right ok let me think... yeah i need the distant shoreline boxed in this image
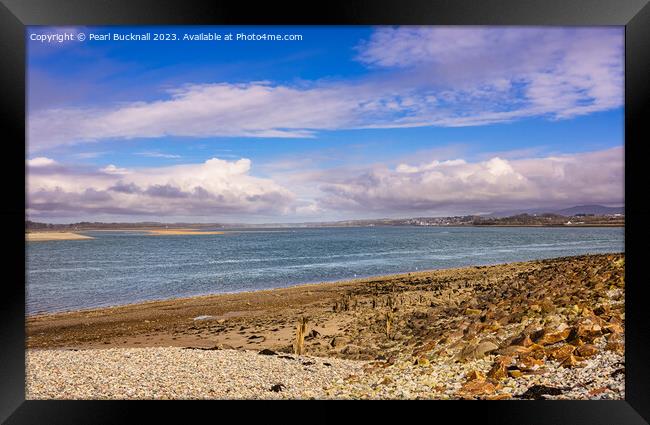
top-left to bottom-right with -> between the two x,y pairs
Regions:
25,223 -> 624,235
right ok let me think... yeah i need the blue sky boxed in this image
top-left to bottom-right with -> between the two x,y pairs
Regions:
26,26 -> 624,223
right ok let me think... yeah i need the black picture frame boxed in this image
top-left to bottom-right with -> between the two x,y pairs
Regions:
1,0 -> 648,423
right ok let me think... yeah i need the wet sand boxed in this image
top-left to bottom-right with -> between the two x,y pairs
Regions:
26,232 -> 94,241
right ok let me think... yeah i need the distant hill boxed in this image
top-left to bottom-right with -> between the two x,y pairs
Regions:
489,204 -> 624,218
554,205 -> 624,216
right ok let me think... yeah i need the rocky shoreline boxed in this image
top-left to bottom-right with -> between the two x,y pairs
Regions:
26,253 -> 625,399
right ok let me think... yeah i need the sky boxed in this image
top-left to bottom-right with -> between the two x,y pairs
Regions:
26,26 -> 625,223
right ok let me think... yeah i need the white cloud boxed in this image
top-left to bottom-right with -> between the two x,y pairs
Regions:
101,164 -> 130,175
27,157 -> 296,219
27,157 -> 57,167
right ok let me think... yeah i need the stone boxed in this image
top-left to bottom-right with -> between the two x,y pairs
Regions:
330,336 -> 351,348
270,383 -> 285,392
545,344 -> 576,361
519,385 -> 565,400
533,327 -> 571,346
508,369 -> 523,378
456,340 -> 498,361
560,354 -> 580,368
517,354 -> 545,370
605,340 -> 625,354
486,393 -> 511,400
603,323 -> 624,334
306,329 -> 321,340
340,344 -> 363,355
511,334 -> 534,347
497,345 -> 532,356
466,370 -> 486,382
459,380 -> 496,398
576,344 -> 599,358
487,356 -> 511,381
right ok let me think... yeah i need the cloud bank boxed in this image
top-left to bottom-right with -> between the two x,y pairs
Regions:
317,147 -> 624,214
27,147 -> 623,221
27,157 -> 295,219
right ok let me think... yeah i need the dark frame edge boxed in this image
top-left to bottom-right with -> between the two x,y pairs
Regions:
0,0 -> 26,424
625,1 -> 650,423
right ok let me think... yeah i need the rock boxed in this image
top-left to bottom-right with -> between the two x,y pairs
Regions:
270,383 -> 285,392
456,340 -> 498,361
560,354 -> 580,368
533,327 -> 571,346
511,334 -> 534,347
545,344 -> 575,361
458,380 -> 496,398
330,336 -> 351,348
603,323 -> 624,334
519,385 -> 565,400
508,369 -> 523,378
306,329 -> 321,340
465,308 -> 482,315
576,344 -> 598,358
486,394 -> 511,400
605,340 -> 625,354
571,318 -> 603,342
465,370 -> 486,382
416,356 -> 430,367
258,349 -> 277,356
517,354 -> 545,370
340,344 -> 363,355
487,356 -> 512,381
496,345 -> 532,356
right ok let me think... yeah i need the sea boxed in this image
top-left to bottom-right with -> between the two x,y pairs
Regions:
26,226 -> 624,315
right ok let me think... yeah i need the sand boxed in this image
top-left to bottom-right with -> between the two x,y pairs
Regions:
26,232 -> 94,241
145,229 -> 225,235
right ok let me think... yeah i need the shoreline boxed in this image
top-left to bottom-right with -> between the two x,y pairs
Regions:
26,252 -> 625,399
26,252 -> 623,319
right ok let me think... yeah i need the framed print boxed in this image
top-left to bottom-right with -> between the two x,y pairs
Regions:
1,0 -> 649,423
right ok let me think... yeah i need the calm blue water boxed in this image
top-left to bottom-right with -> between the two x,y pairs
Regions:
26,226 -> 624,315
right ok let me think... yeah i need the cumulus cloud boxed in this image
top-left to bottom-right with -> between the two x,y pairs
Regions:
28,27 -> 623,151
316,147 -> 624,214
27,157 -> 295,219
101,164 -> 130,175
27,157 -> 57,167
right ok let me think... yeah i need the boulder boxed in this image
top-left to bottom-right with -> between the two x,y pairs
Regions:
465,370 -> 486,382
545,344 -> 575,361
576,344 -> 599,358
458,380 -> 497,398
533,327 -> 571,346
487,356 -> 512,381
456,340 -> 498,361
330,336 -> 351,348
